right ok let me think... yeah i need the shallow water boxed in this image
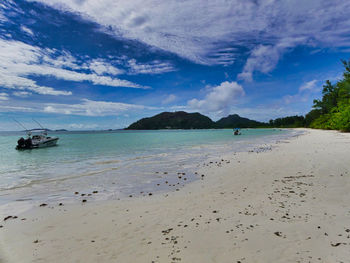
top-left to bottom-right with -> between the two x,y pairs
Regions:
0,129 -> 300,213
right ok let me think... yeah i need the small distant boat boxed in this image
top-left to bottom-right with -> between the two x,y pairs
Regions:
233,128 -> 241,136
16,129 -> 59,150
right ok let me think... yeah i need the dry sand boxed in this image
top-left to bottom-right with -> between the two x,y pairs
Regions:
1,129 -> 350,263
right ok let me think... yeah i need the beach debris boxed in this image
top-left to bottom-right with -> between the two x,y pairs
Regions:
74,192 -> 79,195
149,193 -> 153,196
33,239 -> 39,243
331,242 -> 342,247
0,225 -> 3,228
162,228 -> 173,235
274,231 -> 282,237
82,199 -> 87,203
59,203 -> 63,206
92,191 -> 98,194
4,216 -> 17,221
39,203 -> 47,207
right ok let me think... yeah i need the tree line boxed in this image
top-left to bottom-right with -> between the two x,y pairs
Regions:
269,60 -> 350,132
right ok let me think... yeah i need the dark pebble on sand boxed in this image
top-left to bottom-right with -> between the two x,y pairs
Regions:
74,192 -> 79,194
274,231 -> 282,237
82,199 -> 87,203
4,216 -> 13,221
149,193 -> 153,196
39,203 -> 47,207
92,191 -> 98,194
59,203 -> 63,206
331,242 -> 341,247
33,240 -> 39,243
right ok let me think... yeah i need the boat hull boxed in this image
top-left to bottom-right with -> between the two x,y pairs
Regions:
35,137 -> 59,148
16,137 -> 59,150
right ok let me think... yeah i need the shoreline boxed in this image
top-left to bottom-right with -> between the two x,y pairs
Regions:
1,128 -> 350,262
0,128 -> 297,216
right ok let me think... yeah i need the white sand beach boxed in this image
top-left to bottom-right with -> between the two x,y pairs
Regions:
1,129 -> 350,263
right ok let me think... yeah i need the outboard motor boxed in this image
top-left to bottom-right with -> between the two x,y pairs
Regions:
16,137 -> 26,149
24,138 -> 32,149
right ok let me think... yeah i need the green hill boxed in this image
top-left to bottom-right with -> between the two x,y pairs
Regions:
126,111 -> 215,129
126,111 -> 266,130
216,114 -> 267,128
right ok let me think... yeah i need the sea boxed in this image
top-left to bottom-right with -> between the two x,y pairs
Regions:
0,129 -> 301,214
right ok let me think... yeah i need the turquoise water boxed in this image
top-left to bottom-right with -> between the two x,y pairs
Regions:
0,129 -> 297,213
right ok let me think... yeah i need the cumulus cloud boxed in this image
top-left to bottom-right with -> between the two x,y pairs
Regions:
188,81 -> 245,115
43,99 -> 157,116
33,0 -> 350,70
162,94 -> 177,104
0,38 -> 147,96
238,37 -> 306,81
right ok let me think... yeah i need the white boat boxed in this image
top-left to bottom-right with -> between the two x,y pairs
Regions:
16,129 -> 59,150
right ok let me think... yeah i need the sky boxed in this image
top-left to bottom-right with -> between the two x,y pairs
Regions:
0,0 -> 350,130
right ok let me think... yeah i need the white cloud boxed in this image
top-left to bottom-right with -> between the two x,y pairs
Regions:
162,94 -> 177,104
0,39 -> 147,96
12,91 -> 32,97
0,92 -> 9,100
43,99 -> 157,116
88,59 -> 124,75
20,26 -> 34,36
33,0 -> 350,68
238,37 -> 306,81
127,59 -> 175,75
283,80 -> 320,105
188,81 -> 244,115
68,123 -> 99,130
299,80 -> 318,92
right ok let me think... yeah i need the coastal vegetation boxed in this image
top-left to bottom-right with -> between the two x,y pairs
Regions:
269,60 -> 350,131
307,60 -> 350,132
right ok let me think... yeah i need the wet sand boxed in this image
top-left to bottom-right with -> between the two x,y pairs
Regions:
1,129 -> 350,263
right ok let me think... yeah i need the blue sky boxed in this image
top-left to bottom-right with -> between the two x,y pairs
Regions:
0,0 -> 350,130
